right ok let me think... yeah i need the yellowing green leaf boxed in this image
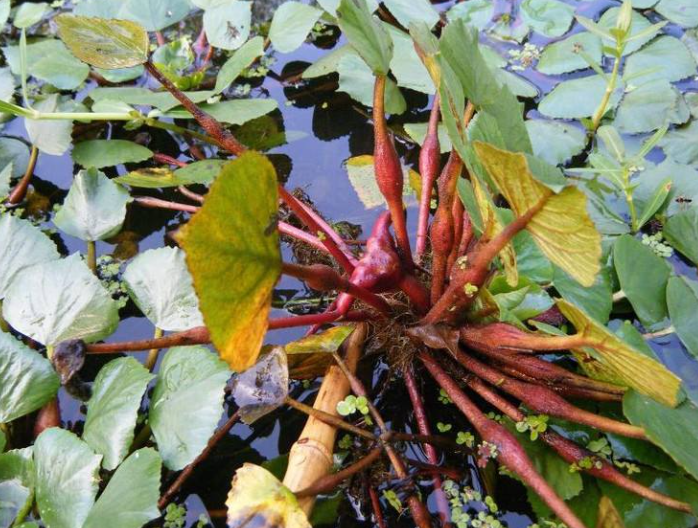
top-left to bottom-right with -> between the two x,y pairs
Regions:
474,142 -> 601,287
596,497 -> 626,528
556,299 -> 682,407
56,15 -> 148,69
177,152 -> 281,372
226,463 -> 310,528
285,325 -> 355,355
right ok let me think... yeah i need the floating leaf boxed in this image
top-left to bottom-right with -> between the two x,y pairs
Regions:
446,0 -> 494,30
0,447 -> 34,528
269,2 -> 322,54
404,121 -> 452,153
614,80 -> 688,135
72,140 -> 153,169
203,0 -> 251,51
231,347 -> 289,424
383,0 -> 439,29
115,160 -> 226,189
539,75 -> 624,119
345,154 -> 418,209
25,95 -> 73,156
613,234 -> 671,330
525,119 -> 586,166
553,265 -> 612,324
34,428 -> 101,528
664,207 -> 698,265
123,247 -> 203,332
557,299 -> 682,407
623,390 -> 698,481
82,358 -> 154,470
54,168 -> 131,242
474,142 -> 601,287
667,276 -> 698,359
537,32 -> 602,75
385,24 -> 434,94
623,36 -> 696,86
0,214 -> 59,299
655,0 -> 698,28
3,39 -> 89,90
214,36 -> 265,93
76,0 -> 192,31
83,449 -> 161,528
177,152 -> 281,372
0,331 -> 59,423
55,15 -> 148,70
2,253 -> 120,346
336,0 -> 392,76
598,8 -> 657,56
226,463 -> 311,528
0,163 -> 11,198
520,0 -> 574,37
13,2 -> 49,28
659,120 -> 698,165
150,346 -> 231,470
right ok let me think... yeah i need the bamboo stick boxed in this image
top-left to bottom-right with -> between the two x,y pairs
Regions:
282,323 -> 368,514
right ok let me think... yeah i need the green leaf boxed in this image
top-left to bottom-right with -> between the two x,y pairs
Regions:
269,2 -> 322,54
623,36 -> 696,86
614,80 -> 689,135
0,214 -> 59,299
115,160 -> 227,189
24,95 -> 73,156
150,346 -> 230,470
177,153 -> 280,371
203,0 -> 251,51
116,0 -> 191,31
623,390 -> 698,481
302,45 -> 354,79
162,98 -> 278,125
226,464 -> 311,528
404,122 -> 452,154
0,139 -> 29,179
88,86 -> 215,112
520,0 -> 574,38
613,234 -> 671,330
95,65 -> 144,83
0,447 -> 34,528
83,448 -> 161,528
55,15 -> 148,70
3,39 -> 90,90
336,0 -> 392,76
34,428 -> 101,528
446,0 -> 494,30
383,0 -> 439,29
558,299 -> 682,407
54,168 -> 131,242
637,177 -> 672,228
72,140 -> 153,169
2,253 -> 120,346
385,24 -> 434,94
659,120 -> 698,165
537,32 -> 603,75
525,119 -> 586,166
664,207 -> 698,265
214,36 -> 265,93
474,142 -> 601,286
634,159 -> 698,218
598,7 -> 656,56
667,276 -> 698,359
82,358 -> 154,470
553,265 -> 612,324
539,75 -> 624,119
655,0 -> 698,28
123,247 -> 204,332
0,331 -> 59,423
337,53 -> 406,114
13,2 -> 48,29
0,164 -> 11,199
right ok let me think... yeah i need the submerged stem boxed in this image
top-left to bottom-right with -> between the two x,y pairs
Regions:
86,240 -> 97,275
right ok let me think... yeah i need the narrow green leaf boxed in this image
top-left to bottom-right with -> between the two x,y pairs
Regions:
72,140 -> 153,169
637,177 -> 672,228
664,207 -> 698,265
336,0 -> 392,76
269,2 -> 322,54
214,36 -> 265,93
667,276 -> 698,359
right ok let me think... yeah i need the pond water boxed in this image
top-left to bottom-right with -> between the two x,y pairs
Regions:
9,0 -> 698,526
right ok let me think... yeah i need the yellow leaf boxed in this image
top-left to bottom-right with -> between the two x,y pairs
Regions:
596,497 -> 626,528
473,141 -> 601,287
470,174 -> 518,286
226,463 -> 311,528
177,152 -> 281,372
557,299 -> 682,407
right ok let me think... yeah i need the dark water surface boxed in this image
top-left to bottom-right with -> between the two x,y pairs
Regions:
15,0 -> 698,526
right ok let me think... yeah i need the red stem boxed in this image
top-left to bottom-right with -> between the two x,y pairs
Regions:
133,196 -> 200,214
86,326 -> 211,354
404,368 -> 452,528
373,75 -> 413,267
367,480 -> 388,528
7,145 -> 39,205
267,310 -> 370,330
278,222 -> 331,255
279,186 -> 356,274
153,152 -> 188,168
419,352 -> 587,528
416,97 -> 441,261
